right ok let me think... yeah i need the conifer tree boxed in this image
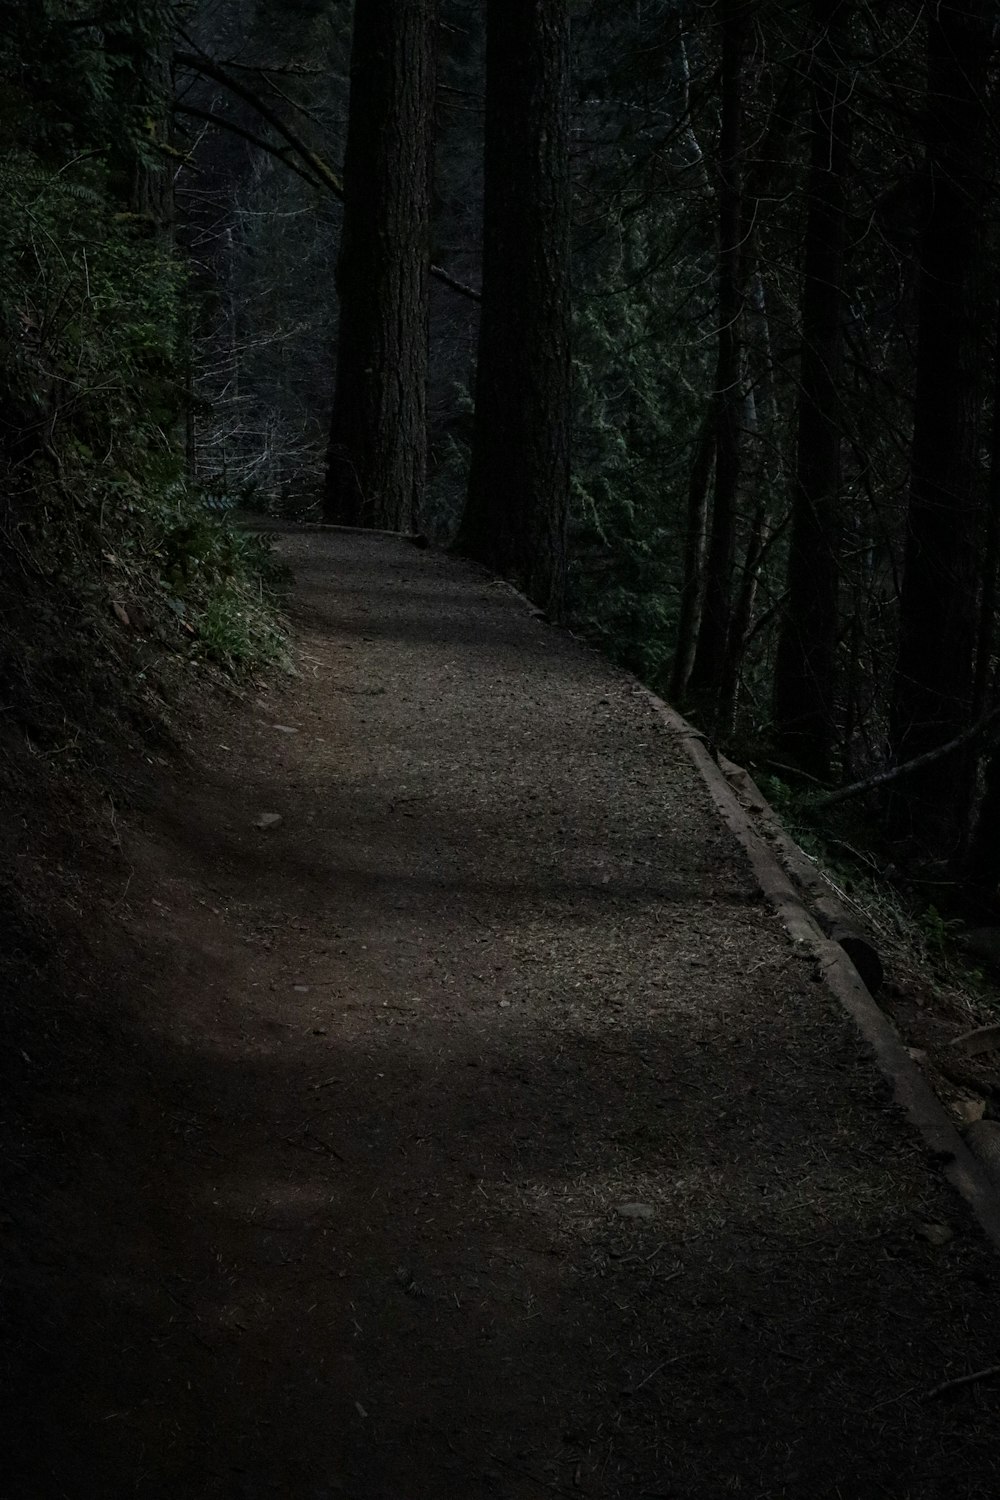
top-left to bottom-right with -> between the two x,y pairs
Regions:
324,0 -> 438,531
454,0 -> 571,616
772,0 -> 852,777
889,0 -> 991,855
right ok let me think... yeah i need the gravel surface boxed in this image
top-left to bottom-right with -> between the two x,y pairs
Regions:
5,530 -> 1000,1499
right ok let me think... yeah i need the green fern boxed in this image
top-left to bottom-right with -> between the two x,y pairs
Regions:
0,153 -> 102,208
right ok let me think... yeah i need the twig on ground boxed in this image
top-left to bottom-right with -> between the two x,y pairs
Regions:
867,1385 -> 918,1413
281,1124 -> 346,1161
922,1364 -> 1000,1402
625,1352 -> 688,1396
487,1452 -> 576,1497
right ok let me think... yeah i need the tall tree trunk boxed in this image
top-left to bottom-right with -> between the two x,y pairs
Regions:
687,0 -> 747,715
718,495 -> 769,737
965,307 -> 1000,893
772,0 -> 852,778
128,47 -> 174,233
453,0 -> 571,617
972,304 -> 1000,725
670,409 -> 715,702
888,0 -> 989,856
324,0 -> 437,531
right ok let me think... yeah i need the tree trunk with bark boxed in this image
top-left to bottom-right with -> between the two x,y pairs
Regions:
888,0 -> 989,856
670,409 -> 715,702
324,0 -> 438,531
687,0 -> 747,715
772,0 -> 852,778
965,308 -> 1000,893
453,0 -> 571,617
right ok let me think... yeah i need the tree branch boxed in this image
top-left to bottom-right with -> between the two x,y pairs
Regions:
213,57 -> 327,78
172,103 -> 327,192
812,703 -> 1000,810
174,50 -> 482,304
428,262 -> 483,303
175,50 -> 344,192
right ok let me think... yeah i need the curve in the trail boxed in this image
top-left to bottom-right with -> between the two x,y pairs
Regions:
6,529 -> 1000,1500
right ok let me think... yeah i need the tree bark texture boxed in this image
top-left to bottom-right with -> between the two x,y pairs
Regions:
973,305 -> 1000,723
454,0 -> 571,617
324,0 -> 437,531
688,0 -> 747,715
670,408 -> 715,702
966,308 -> 1000,892
719,494 -> 769,737
772,0 -> 852,778
888,0 -> 989,853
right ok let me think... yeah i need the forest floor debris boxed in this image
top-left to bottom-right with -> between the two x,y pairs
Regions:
5,532 -> 1000,1498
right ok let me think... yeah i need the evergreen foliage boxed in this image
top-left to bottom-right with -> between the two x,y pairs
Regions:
0,0 -> 286,737
4,0 -> 1000,893
569,224 -> 702,688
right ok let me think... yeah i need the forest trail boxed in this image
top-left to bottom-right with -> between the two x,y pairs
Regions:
8,530 -> 1000,1499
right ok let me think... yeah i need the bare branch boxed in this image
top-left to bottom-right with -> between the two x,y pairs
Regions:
213,57 -> 327,78
175,50 -> 345,194
174,49 -> 482,304
429,262 -> 482,303
812,703 -> 1000,811
172,104 -> 327,193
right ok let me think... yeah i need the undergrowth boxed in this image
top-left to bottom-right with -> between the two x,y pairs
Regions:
0,141 -> 288,774
760,772 -> 999,1018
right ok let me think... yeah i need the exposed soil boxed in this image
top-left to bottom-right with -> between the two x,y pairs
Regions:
5,530 -> 1000,1499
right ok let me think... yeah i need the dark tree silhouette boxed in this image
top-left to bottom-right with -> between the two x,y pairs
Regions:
687,0 -> 749,716
889,0 -> 990,855
454,0 -> 571,616
772,0 -> 852,778
324,0 -> 438,530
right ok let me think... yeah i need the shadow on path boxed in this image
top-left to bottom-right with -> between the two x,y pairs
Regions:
5,532 -> 1000,1499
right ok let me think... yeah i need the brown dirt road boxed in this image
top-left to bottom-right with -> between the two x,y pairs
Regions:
4,531 -> 1000,1499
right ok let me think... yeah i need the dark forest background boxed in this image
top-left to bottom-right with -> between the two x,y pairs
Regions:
2,0 -> 1000,911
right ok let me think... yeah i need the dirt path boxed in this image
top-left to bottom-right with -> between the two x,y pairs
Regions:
6,531 -> 1000,1499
